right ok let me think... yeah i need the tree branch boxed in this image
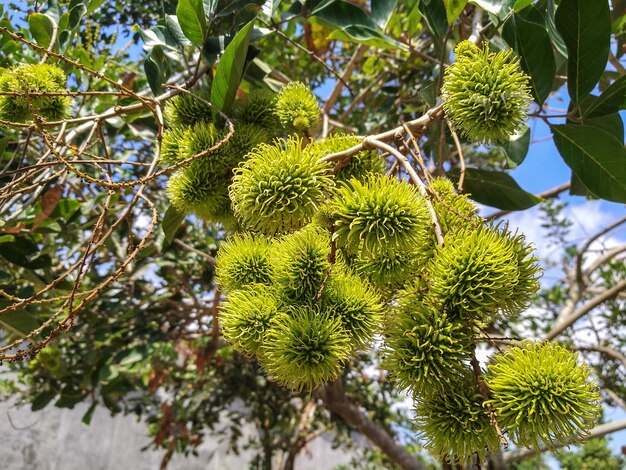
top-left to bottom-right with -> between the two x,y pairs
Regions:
319,379 -> 426,470
501,418 -> 626,463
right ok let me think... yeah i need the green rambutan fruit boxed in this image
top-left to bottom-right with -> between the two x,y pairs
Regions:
331,175 -> 430,256
0,64 -> 71,122
229,136 -> 334,235
442,41 -> 531,144
177,121 -> 229,171
164,90 -> 212,127
353,250 -> 423,293
321,271 -> 383,350
500,228 -> 542,316
160,126 -> 187,166
383,295 -> 472,395
273,225 -> 331,301
426,225 -> 519,321
220,285 -> 281,356
485,342 -> 601,450
308,134 -> 386,182
166,161 -> 231,220
233,89 -> 279,132
414,373 -> 500,463
216,232 -> 274,292
261,306 -> 351,391
275,81 -> 321,132
222,123 -> 269,168
430,177 -> 478,234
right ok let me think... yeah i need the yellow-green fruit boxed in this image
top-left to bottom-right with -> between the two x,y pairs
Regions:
216,232 -> 274,292
233,89 -> 279,132
486,342 -> 601,450
442,41 -> 531,144
222,123 -> 269,168
164,90 -> 212,127
321,270 -> 383,350
261,306 -> 351,391
177,122 -> 229,171
0,64 -> 71,122
331,174 -> 430,256
220,285 -> 281,357
414,373 -> 500,463
275,81 -> 320,132
166,160 -> 231,221
160,127 -> 187,166
229,136 -> 334,235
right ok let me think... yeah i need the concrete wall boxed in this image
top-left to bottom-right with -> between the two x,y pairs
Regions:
0,400 -> 354,470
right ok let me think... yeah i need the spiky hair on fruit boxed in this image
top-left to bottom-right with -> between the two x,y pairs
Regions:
427,224 -> 535,321
164,90 -> 212,127
233,89 -> 279,132
220,285 -> 281,357
177,122 -> 229,171
166,161 -> 231,221
216,232 -> 274,292
442,41 -> 531,144
331,174 -> 430,256
321,271 -> 383,350
383,295 -> 472,395
308,134 -> 386,182
160,127 -> 187,166
273,225 -> 331,301
229,136 -> 334,235
353,250 -> 423,293
429,177 -> 478,234
485,342 -> 601,450
0,64 -> 72,123
275,81 -> 321,132
414,373 -> 500,463
222,123 -> 269,168
261,306 -> 351,391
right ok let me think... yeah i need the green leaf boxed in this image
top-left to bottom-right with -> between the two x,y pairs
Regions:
328,25 -> 402,50
82,402 -> 97,425
555,0 -> 611,104
552,124 -> 626,203
444,0 -> 467,25
419,0 -> 448,38
144,45 -> 170,96
451,168 -> 542,210
470,0 -> 515,17
162,205 -> 185,244
503,13 -> 556,105
310,0 -> 378,30
546,0 -> 567,58
502,124 -> 530,168
0,309 -> 41,336
31,391 -> 56,411
0,234 -> 14,244
0,235 -> 52,269
176,0 -> 207,45
371,0 -> 398,29
582,75 -> 626,118
210,19 -> 255,117
513,0 -> 533,11
28,12 -> 55,49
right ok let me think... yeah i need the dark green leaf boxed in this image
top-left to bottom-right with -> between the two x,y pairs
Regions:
310,0 -> 378,30
513,0 -> 533,11
28,13 -> 55,49
164,15 -> 191,46
144,46 -> 170,95
502,124 -> 530,168
31,391 -> 56,411
546,0 -> 567,57
68,3 -> 87,30
0,309 -> 41,336
371,0 -> 397,29
555,0 -> 611,104
162,205 -> 186,244
582,75 -> 626,118
210,19 -> 255,117
328,25 -> 401,49
585,112 -> 624,141
569,171 -> 595,197
419,0 -> 448,38
444,0 -> 467,24
176,0 -> 207,45
552,124 -> 626,203
503,13 -> 555,104
451,168 -> 542,210
82,402 -> 97,425
0,235 -> 52,269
